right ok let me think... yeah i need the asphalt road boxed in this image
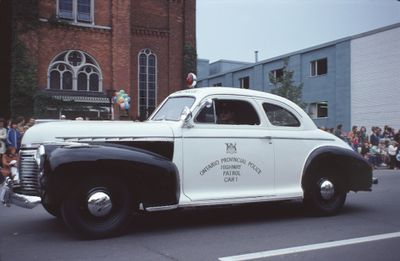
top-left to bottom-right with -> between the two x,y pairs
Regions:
0,169 -> 399,261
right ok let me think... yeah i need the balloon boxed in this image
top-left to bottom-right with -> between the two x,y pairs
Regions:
113,90 -> 131,109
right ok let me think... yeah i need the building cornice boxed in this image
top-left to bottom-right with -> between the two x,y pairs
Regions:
131,26 -> 170,38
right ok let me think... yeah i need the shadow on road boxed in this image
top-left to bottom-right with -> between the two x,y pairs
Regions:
126,199 -> 369,235
1,198 -> 372,241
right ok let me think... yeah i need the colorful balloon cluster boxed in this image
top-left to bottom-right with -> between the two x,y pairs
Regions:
113,90 -> 131,110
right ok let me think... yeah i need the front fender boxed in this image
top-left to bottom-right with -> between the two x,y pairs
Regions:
302,146 -> 373,192
42,144 -> 179,208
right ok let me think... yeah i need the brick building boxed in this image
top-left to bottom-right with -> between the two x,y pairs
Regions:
0,0 -> 196,120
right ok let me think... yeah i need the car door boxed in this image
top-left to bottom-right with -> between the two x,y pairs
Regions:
261,101 -> 312,198
181,97 -> 275,202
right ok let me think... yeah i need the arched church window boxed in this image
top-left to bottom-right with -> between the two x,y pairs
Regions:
47,50 -> 103,92
138,49 -> 157,120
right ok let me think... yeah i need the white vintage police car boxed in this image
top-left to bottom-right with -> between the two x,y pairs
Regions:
1,87 -> 373,238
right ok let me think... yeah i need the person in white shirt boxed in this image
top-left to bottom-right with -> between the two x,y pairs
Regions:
388,141 -> 398,169
0,119 -> 7,156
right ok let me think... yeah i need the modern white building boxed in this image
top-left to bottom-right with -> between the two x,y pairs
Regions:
350,25 -> 400,132
198,23 -> 400,132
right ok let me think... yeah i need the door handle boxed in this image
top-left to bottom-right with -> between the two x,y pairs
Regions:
264,136 -> 273,144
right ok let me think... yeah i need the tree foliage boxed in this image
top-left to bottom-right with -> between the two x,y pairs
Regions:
10,41 -> 37,118
269,58 -> 307,109
13,0 -> 39,33
9,0 -> 39,118
183,43 -> 197,79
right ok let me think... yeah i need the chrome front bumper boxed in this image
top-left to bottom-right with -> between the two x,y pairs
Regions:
0,178 -> 41,209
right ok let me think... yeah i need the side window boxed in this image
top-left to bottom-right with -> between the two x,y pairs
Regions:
263,103 -> 300,127
196,99 -> 260,125
195,104 -> 215,123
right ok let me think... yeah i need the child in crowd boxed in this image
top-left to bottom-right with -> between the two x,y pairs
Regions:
369,144 -> 380,168
0,119 -> 6,157
6,120 -> 22,151
1,147 -> 19,178
360,141 -> 371,160
378,140 -> 389,167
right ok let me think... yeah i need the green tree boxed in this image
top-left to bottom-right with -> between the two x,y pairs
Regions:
9,0 -> 39,118
269,58 -> 306,109
10,41 -> 37,118
183,43 -> 197,79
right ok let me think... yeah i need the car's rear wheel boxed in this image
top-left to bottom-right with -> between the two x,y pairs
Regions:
61,176 -> 134,238
304,171 -> 347,216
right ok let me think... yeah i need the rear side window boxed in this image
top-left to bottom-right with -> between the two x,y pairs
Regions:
263,103 -> 300,127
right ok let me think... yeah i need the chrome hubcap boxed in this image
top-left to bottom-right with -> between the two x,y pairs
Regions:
87,191 -> 112,217
319,179 -> 335,201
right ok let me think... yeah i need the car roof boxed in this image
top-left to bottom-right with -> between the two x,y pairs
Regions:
171,87 -> 301,111
171,87 -> 275,100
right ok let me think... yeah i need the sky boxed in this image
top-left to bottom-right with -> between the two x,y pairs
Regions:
196,0 -> 400,63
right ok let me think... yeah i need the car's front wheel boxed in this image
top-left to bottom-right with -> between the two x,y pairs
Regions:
42,201 -> 61,218
61,176 -> 134,238
304,171 -> 347,216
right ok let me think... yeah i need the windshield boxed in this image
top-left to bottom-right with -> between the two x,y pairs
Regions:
151,96 -> 195,121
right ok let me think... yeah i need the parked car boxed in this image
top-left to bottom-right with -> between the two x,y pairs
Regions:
0,87 -> 374,238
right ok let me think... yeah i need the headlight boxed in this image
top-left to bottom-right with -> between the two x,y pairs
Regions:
35,145 -> 45,170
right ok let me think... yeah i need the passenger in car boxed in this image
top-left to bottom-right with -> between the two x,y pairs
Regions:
217,103 -> 236,124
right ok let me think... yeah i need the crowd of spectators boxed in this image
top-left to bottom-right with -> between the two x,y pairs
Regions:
0,117 -> 35,183
323,124 -> 400,170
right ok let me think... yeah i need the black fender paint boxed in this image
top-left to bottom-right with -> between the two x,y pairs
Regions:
41,144 -> 179,208
302,146 -> 373,192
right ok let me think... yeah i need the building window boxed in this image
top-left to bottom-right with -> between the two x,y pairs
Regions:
213,83 -> 222,87
48,50 -> 102,92
270,68 -> 284,82
58,0 -> 93,23
239,76 -> 250,89
138,49 -> 157,120
310,58 -> 327,76
309,102 -> 328,119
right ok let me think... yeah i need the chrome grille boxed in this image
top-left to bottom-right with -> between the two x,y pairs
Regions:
18,149 -> 40,196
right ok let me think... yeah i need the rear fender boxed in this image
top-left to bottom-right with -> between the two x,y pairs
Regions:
302,146 -> 373,192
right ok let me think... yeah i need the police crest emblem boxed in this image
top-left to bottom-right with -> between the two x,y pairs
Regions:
226,143 -> 237,154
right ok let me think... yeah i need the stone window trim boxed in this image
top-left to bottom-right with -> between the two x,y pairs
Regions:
56,0 -> 95,25
138,49 -> 158,120
38,18 -> 111,31
47,50 -> 103,92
